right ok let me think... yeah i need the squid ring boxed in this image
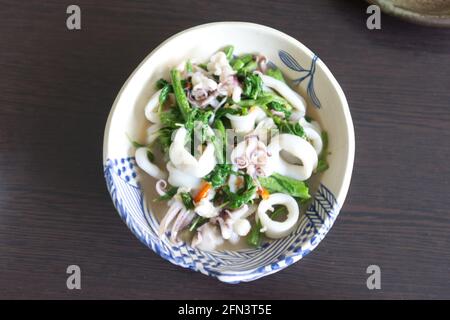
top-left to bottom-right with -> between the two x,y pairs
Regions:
260,74 -> 306,117
169,127 -> 216,178
257,193 -> 299,239
135,147 -> 167,180
146,123 -> 163,145
264,134 -> 318,181
144,89 -> 162,123
166,161 -> 201,189
226,106 -> 266,134
299,118 -> 323,156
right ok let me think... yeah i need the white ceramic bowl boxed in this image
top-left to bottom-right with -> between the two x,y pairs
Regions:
103,22 -> 354,283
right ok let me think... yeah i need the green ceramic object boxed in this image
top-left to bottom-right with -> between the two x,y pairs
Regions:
368,0 -> 450,27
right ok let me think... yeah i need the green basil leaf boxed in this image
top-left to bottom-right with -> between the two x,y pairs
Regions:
223,174 -> 257,209
204,164 -> 233,188
266,68 -> 286,83
158,84 -> 173,112
180,192 -> 195,210
156,78 -> 169,89
160,107 -> 183,128
154,186 -> 178,202
223,45 -> 234,60
242,73 -> 263,100
189,215 -> 209,232
258,173 -> 310,199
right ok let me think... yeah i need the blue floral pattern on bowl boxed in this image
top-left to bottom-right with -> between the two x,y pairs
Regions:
279,50 -> 321,108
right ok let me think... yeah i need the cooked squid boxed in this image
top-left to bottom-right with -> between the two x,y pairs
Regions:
257,193 -> 299,239
226,106 -> 265,134
158,192 -> 195,243
133,46 -> 329,250
300,117 -> 323,156
144,89 -> 162,123
264,134 -> 318,181
260,74 -> 307,117
169,127 -> 216,178
191,222 -> 224,251
212,204 -> 254,242
135,147 -> 166,180
166,161 -> 201,189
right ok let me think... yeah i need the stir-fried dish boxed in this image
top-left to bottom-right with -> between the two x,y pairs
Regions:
133,46 -> 329,251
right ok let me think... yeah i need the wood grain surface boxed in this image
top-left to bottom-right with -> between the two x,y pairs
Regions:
0,0 -> 449,299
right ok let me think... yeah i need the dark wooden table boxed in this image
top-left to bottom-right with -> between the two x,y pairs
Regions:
1,0 -> 449,300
